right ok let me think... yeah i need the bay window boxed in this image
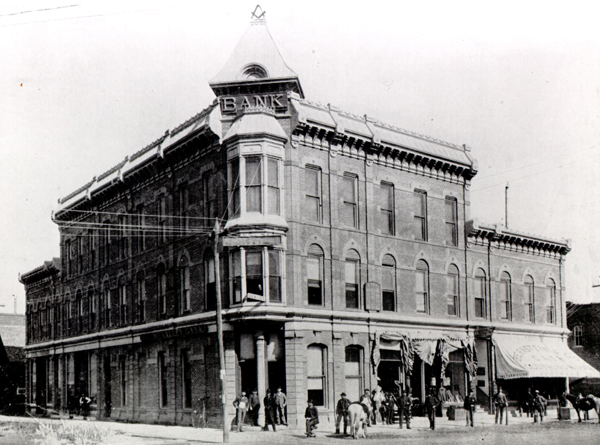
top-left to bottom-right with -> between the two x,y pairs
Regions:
230,248 -> 283,304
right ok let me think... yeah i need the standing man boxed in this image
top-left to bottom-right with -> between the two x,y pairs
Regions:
335,392 -> 350,435
359,389 -> 373,426
248,390 -> 260,426
494,387 -> 508,425
397,388 -> 412,429
233,391 -> 249,432
464,390 -> 476,427
274,387 -> 287,426
263,389 -> 277,432
425,388 -> 439,430
532,390 -> 546,423
372,385 -> 384,424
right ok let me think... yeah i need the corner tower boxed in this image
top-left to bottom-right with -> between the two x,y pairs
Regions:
211,7 -> 298,307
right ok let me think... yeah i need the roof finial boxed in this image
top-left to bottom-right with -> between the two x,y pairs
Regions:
251,5 -> 266,23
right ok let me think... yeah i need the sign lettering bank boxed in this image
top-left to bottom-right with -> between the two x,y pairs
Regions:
219,94 -> 287,114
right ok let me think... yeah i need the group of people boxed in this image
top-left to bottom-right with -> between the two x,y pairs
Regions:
232,387 -> 287,432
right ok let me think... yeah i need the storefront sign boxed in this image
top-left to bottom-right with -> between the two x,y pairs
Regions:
220,94 -> 287,114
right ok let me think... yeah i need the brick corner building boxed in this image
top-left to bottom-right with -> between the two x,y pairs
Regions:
20,12 -> 599,427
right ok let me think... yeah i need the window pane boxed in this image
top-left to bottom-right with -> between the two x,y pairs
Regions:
382,291 -> 395,312
382,266 -> 394,290
307,257 -> 320,280
246,187 -> 261,213
343,176 -> 356,203
246,157 -> 261,186
307,347 -> 323,374
306,168 -> 318,195
246,252 -> 262,275
268,187 -> 280,215
345,261 -> 357,284
268,159 -> 278,186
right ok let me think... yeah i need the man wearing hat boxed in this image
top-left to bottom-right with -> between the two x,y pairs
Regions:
335,392 -> 350,435
397,387 -> 412,429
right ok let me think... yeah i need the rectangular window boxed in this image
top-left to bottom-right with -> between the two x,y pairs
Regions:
546,286 -> 556,324
445,197 -> 458,246
246,157 -> 262,213
137,279 -> 146,323
246,251 -> 263,296
105,287 -> 112,327
344,348 -> 362,403
525,280 -> 535,323
379,182 -> 394,235
307,256 -> 323,305
447,273 -> 459,316
474,276 -> 486,318
206,258 -> 216,310
65,240 -> 72,276
180,265 -> 191,312
89,230 -> 95,270
139,206 -> 146,251
268,250 -> 281,303
267,158 -> 280,215
345,260 -> 359,309
382,265 -> 395,311
232,251 -> 242,304
305,166 -> 322,223
574,326 -> 583,347
307,346 -> 326,407
90,293 -> 97,329
119,215 -> 128,259
204,173 -> 215,226
231,160 -> 240,218
179,185 -> 189,234
158,196 -> 167,244
119,284 -> 127,325
414,190 -> 427,241
77,236 -> 83,274
500,279 -> 511,320
415,269 -> 428,313
341,174 -> 358,228
181,350 -> 192,409
158,270 -> 167,315
158,352 -> 168,407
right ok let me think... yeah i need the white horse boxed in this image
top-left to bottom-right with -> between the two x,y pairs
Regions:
348,403 -> 368,439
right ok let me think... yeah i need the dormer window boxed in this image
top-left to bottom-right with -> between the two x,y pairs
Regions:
242,64 -> 268,80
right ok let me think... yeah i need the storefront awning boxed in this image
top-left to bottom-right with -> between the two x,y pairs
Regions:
493,334 -> 600,380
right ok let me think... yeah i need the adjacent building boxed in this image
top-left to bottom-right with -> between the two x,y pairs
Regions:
20,13 -> 599,426
566,301 -> 600,394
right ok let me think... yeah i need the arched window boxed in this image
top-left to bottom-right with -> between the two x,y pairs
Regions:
500,272 -> 511,320
345,346 -> 363,402
382,255 -> 396,312
524,275 -> 535,323
179,256 -> 191,313
447,264 -> 459,316
546,278 -> 556,324
345,250 -> 361,309
415,260 -> 429,314
307,344 -> 327,407
307,245 -> 324,306
157,264 -> 167,316
474,268 -> 486,318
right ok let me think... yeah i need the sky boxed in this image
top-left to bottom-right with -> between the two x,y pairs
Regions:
1,1 -> 599,314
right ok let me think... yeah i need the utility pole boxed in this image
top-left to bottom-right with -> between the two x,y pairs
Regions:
213,220 -> 229,443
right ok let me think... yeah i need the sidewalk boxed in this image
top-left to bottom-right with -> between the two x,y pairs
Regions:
0,407 -> 587,444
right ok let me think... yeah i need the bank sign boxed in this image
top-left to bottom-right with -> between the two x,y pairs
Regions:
219,94 -> 288,114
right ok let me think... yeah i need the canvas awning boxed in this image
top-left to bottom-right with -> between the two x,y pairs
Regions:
493,334 -> 600,380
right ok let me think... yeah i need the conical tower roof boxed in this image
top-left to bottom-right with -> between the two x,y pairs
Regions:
209,8 -> 303,97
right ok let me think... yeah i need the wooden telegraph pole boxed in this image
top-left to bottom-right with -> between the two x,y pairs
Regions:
213,220 -> 229,443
